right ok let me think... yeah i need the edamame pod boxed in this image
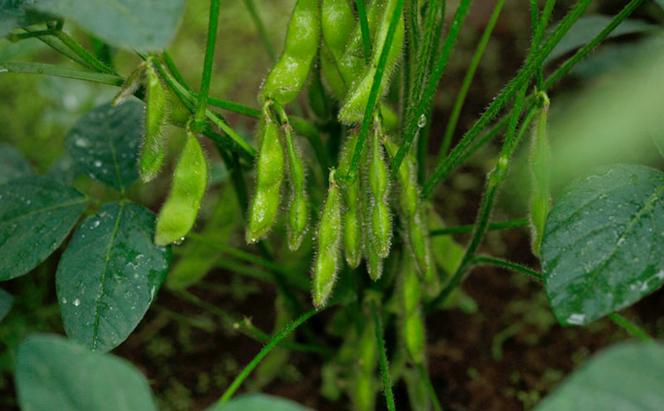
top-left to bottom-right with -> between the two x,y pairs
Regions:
284,124 -> 309,251
246,106 -> 285,243
312,169 -> 342,308
399,253 -> 426,365
367,125 -> 392,259
529,93 -> 551,257
155,129 -> 208,246
339,132 -> 362,268
260,0 -> 320,105
139,60 -> 168,182
321,0 -> 355,61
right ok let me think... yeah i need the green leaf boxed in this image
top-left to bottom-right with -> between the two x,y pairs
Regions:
209,394 -> 312,411
0,0 -> 48,37
66,100 -> 143,190
56,202 -> 170,352
0,176 -> 87,281
31,0 -> 185,50
535,342 -> 664,411
0,143 -> 32,184
16,333 -> 157,411
0,288 -> 13,321
541,164 -> 664,326
656,0 -> 664,10
545,15 -> 658,64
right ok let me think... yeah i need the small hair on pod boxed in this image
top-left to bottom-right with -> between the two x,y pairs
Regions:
529,92 -> 552,257
283,123 -> 309,251
338,132 -> 363,268
312,169 -> 343,309
399,253 -> 427,365
139,59 -> 168,183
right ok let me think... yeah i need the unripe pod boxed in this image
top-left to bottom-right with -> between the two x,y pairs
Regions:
139,60 -> 168,183
399,254 -> 426,365
283,124 -> 309,251
339,132 -> 363,268
367,125 -> 392,259
529,93 -> 551,257
155,129 -> 208,246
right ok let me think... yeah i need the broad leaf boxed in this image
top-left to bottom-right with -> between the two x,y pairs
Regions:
16,334 -> 157,411
0,0 -> 48,37
541,164 -> 664,326
0,176 -> 87,281
0,288 -> 12,321
209,394 -> 312,411
0,143 -> 32,184
546,15 -> 657,64
535,342 -> 664,411
31,0 -> 185,50
56,202 -> 170,352
66,100 -> 143,190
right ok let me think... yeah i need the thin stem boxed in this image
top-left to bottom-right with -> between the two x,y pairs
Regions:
195,0 -> 222,126
430,217 -> 529,236
0,62 -> 123,86
242,0 -> 276,62
8,29 -> 55,41
440,0 -> 504,157
533,0 -> 557,90
392,0 -> 472,179
473,255 -> 543,282
608,313 -> 654,342
417,363 -> 443,411
422,0 -> 592,199
356,0 -> 372,63
162,51 -> 189,88
344,0 -> 405,183
27,29 -> 95,68
371,301 -> 396,411
53,30 -> 115,74
208,96 -> 261,117
215,309 -> 318,405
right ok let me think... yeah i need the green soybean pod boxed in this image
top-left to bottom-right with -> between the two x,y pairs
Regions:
367,125 -> 392,259
321,0 -> 355,61
246,107 -> 285,244
529,93 -> 551,257
260,0 -> 320,105
339,132 -> 362,268
352,312 -> 377,411
338,0 -> 404,125
112,63 -> 146,107
320,46 -> 348,101
399,253 -> 426,365
283,124 -> 309,251
312,169 -> 342,309
155,130 -> 208,246
139,60 -> 168,183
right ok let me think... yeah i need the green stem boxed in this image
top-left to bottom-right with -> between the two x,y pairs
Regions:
163,51 -> 189,88
8,29 -> 55,41
242,0 -> 276,62
0,62 -> 123,85
472,255 -> 542,281
392,0 -> 472,178
53,29 -> 115,74
26,28 -> 95,69
371,300 -> 396,411
430,217 -> 529,236
533,0 -> 557,90
356,0 -> 372,63
440,0 -> 504,157
608,313 -> 653,342
344,0 -> 405,183
422,0 -> 592,199
195,0 -> 222,126
417,363 -> 443,411
215,309 -> 319,405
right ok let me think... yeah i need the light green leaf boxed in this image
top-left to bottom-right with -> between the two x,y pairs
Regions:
0,288 -> 13,321
545,15 -> 658,64
56,202 -> 170,352
0,176 -> 87,281
535,342 -> 664,411
31,0 -> 185,50
541,164 -> 664,326
0,143 -> 32,184
66,100 -> 143,190
209,394 -> 312,411
16,333 -> 157,411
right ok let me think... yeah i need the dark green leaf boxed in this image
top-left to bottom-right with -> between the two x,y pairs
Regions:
535,342 -> 664,411
209,394 -> 312,411
545,15 -> 658,64
0,143 -> 32,184
56,202 -> 170,352
0,176 -> 87,281
16,333 -> 157,411
31,0 -> 185,50
0,0 -> 49,37
47,153 -> 78,185
542,164 -> 664,326
0,288 -> 13,321
66,100 -> 143,190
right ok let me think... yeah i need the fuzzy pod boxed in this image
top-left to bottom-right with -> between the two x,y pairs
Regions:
338,0 -> 404,125
312,169 -> 342,308
352,313 -> 378,411
529,95 -> 552,257
400,254 -> 426,365
367,125 -> 392,259
139,60 -> 168,183
338,133 -> 363,268
246,108 -> 286,243
321,0 -> 355,61
112,63 -> 146,107
260,0 -> 320,105
284,124 -> 309,251
155,130 -> 208,246
320,46 -> 348,101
